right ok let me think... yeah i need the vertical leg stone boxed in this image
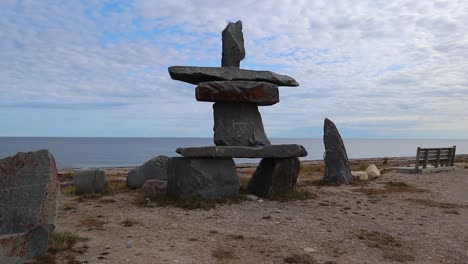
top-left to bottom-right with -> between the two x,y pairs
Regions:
213,102 -> 270,147
248,157 -> 300,198
166,157 -> 239,199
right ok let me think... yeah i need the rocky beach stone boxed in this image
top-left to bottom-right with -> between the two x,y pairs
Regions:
248,158 -> 300,198
73,169 -> 108,194
214,102 -> 270,146
351,171 -> 369,181
166,158 -> 238,199
127,155 -> 169,189
1,224 -> 55,264
168,66 -> 299,86
0,150 -> 59,261
142,180 -> 167,200
196,81 -> 279,106
365,164 -> 381,179
176,144 -> 308,158
323,118 -> 353,185
222,20 -> 245,67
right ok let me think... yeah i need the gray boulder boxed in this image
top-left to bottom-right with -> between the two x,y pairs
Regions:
142,179 -> 167,200
166,157 -> 239,199
176,144 -> 308,158
1,224 -> 55,264
222,20 -> 245,67
214,102 -> 270,147
127,156 -> 169,189
323,118 -> 353,185
73,169 -> 108,194
196,81 -> 279,106
0,150 -> 59,262
248,158 -> 300,198
168,66 -> 299,86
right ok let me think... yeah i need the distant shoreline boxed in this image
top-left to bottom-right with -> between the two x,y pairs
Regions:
60,154 -> 468,171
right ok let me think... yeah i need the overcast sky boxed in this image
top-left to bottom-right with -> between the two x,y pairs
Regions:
0,0 -> 467,138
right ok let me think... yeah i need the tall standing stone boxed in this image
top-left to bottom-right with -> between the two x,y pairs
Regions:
213,102 -> 270,147
323,118 -> 353,185
222,20 -> 245,67
0,150 -> 59,262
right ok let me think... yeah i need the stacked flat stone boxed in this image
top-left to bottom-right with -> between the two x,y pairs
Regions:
167,20 -> 307,199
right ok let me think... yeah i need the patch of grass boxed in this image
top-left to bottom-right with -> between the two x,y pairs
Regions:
211,248 -> 237,260
270,189 -> 318,202
132,194 -> 148,208
121,219 -> 139,227
107,181 -> 130,194
300,164 -> 325,175
406,198 -> 467,209
61,203 -> 76,211
48,231 -> 89,254
78,217 -> 108,229
355,230 -> 402,249
283,253 -> 317,264
350,164 -> 368,171
310,179 -> 333,186
61,186 -> 75,195
382,250 -> 416,262
59,171 -> 73,181
238,176 -> 251,193
33,254 -> 58,264
383,157 -> 389,165
133,192 -> 246,210
443,209 -> 460,214
385,181 -> 409,187
353,181 -> 429,196
81,192 -> 103,199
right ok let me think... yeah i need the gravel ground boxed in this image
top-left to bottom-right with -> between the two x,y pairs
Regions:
47,162 -> 468,264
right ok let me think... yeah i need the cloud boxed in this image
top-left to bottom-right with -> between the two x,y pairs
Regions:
0,0 -> 467,138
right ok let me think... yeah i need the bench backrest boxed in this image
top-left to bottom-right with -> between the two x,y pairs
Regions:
415,146 -> 456,170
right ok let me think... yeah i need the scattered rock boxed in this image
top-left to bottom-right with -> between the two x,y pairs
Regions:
168,66 -> 299,86
303,247 -> 317,253
366,164 -> 381,179
0,150 -> 59,262
221,20 -> 245,67
127,156 -> 169,189
248,158 -> 300,198
176,144 -> 308,158
323,118 -> 353,185
196,81 -> 279,106
213,102 -> 270,146
244,194 -> 259,201
351,171 -> 369,181
142,180 -> 167,200
166,158 -> 239,199
73,169 -> 108,194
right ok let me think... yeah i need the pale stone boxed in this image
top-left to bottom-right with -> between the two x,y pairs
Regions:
365,164 -> 381,179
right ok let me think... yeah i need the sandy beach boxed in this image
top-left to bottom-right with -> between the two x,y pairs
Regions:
28,155 -> 468,264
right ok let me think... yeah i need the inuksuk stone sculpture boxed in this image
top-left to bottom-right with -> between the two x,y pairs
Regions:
167,21 -> 308,199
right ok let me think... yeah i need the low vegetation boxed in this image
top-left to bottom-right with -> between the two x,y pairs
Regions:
48,231 -> 89,254
406,198 -> 467,209
353,181 -> 428,195
283,253 -> 317,264
355,230 -> 415,262
270,189 -> 318,202
132,192 -> 246,210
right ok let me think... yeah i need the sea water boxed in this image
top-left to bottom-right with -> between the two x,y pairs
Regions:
0,137 -> 467,169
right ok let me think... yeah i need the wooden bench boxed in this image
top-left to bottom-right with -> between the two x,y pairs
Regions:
414,146 -> 456,173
